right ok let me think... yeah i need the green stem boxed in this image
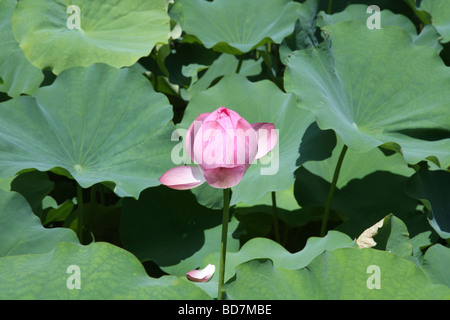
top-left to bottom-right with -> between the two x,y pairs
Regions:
90,185 -> 96,204
327,0 -> 333,14
76,184 -> 85,244
152,52 -> 158,92
255,49 -> 260,60
99,184 -> 106,206
218,188 -> 231,300
320,144 -> 348,237
271,191 -> 281,243
235,55 -> 243,74
282,224 -> 289,247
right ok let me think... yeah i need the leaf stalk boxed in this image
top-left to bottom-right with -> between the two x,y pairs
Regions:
218,188 -> 231,300
320,144 -> 348,237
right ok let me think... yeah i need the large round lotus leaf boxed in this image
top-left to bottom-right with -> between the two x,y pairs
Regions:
0,63 -> 176,198
224,247 -> 450,299
178,73 -> 315,206
0,0 -> 43,97
318,4 -> 417,35
170,0 -> 302,54
0,189 -> 210,300
11,0 -> 170,74
0,242 -> 211,299
421,0 -> 450,43
284,22 -> 450,168
317,4 -> 442,52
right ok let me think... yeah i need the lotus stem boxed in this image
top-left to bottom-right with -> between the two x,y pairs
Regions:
320,144 -> 348,237
76,183 -> 85,244
218,188 -> 231,300
272,191 -> 281,243
327,0 -> 333,14
235,55 -> 243,74
153,55 -> 158,92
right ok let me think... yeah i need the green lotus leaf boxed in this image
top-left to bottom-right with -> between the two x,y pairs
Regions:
0,242 -> 212,299
421,0 -> 450,43
0,189 -> 210,299
279,0 -> 320,64
317,4 -> 442,52
373,214 -> 413,258
237,183 -> 299,212
11,0 -> 170,75
422,244 -> 450,288
0,176 -> 15,192
191,231 -> 353,298
42,198 -> 74,226
170,0 -> 302,54
0,63 -> 176,198
284,22 -> 450,168
0,0 -> 43,97
178,73 -> 315,207
200,231 -> 354,287
318,4 -> 416,34
181,54 -> 262,100
225,247 -> 450,299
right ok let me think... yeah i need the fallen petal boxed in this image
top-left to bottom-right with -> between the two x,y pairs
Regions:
356,218 -> 384,248
158,166 -> 206,190
186,264 -> 216,282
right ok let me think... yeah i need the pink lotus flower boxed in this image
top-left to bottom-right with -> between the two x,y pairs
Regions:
159,107 -> 277,189
186,264 -> 216,283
